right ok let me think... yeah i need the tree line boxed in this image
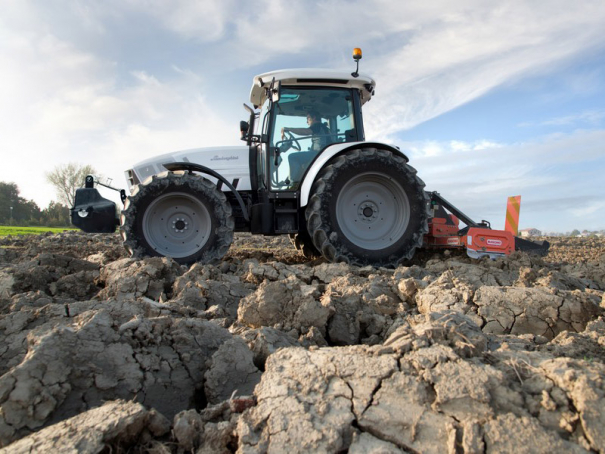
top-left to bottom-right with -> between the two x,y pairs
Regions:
0,163 -> 97,227
0,182 -> 70,226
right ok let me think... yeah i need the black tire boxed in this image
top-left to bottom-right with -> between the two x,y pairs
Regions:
120,171 -> 234,265
306,148 -> 430,267
289,229 -> 321,258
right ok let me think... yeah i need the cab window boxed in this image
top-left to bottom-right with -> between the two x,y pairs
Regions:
269,87 -> 357,191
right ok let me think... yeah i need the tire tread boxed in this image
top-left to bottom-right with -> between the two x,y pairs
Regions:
306,148 -> 430,267
120,171 -> 234,265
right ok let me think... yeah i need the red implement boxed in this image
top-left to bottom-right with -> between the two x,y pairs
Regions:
424,192 -> 547,259
461,227 -> 515,259
425,215 -> 461,247
426,217 -> 515,258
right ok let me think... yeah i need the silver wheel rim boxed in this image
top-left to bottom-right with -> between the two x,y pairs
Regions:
142,192 -> 212,258
336,172 -> 410,250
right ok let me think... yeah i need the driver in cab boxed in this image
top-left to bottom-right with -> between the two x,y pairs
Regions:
281,110 -> 330,152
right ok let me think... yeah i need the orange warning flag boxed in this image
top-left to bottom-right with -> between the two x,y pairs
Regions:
505,196 -> 521,236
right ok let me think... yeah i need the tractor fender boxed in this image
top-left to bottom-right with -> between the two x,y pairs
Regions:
163,162 -> 249,222
299,142 -> 409,207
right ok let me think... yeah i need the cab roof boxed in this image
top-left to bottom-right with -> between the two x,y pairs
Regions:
250,69 -> 376,108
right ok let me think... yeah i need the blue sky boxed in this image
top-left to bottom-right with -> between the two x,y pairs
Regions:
1,0 -> 604,233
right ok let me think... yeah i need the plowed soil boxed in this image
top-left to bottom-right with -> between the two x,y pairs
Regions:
0,232 -> 603,453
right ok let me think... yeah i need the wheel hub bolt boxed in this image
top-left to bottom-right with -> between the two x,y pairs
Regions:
173,218 -> 188,232
359,202 -> 379,223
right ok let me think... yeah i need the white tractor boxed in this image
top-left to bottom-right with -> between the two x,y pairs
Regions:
72,49 -> 548,265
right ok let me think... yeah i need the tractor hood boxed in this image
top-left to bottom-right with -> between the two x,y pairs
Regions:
126,146 -> 251,192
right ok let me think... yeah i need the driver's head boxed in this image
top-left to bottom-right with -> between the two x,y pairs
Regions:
307,110 -> 320,125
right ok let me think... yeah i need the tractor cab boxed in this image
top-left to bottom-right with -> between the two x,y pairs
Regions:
244,68 -> 376,194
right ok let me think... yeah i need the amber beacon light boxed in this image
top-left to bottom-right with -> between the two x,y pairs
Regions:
351,48 -> 362,77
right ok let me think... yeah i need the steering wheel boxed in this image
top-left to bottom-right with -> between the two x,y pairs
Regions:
282,130 -> 302,151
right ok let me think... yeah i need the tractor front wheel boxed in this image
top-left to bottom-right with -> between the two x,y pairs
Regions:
306,148 -> 430,267
120,171 -> 234,265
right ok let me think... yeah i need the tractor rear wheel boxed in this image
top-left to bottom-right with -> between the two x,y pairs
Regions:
306,148 -> 430,267
120,171 -> 234,265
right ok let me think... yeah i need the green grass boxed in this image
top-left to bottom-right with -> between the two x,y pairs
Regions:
0,225 -> 77,237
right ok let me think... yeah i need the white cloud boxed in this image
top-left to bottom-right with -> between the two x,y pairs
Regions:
519,110 -> 605,127
400,129 -> 605,231
0,7 -> 235,209
362,1 -> 605,136
404,139 -> 503,158
569,200 -> 605,218
121,0 -> 239,41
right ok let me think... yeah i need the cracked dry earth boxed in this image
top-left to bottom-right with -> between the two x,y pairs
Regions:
0,232 -> 603,453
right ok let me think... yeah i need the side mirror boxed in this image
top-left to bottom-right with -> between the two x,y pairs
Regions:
240,121 -> 249,140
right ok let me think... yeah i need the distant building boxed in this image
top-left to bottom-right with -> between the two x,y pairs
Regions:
520,228 -> 541,237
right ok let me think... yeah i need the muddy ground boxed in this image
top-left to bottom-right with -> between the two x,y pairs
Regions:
0,232 -> 603,453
